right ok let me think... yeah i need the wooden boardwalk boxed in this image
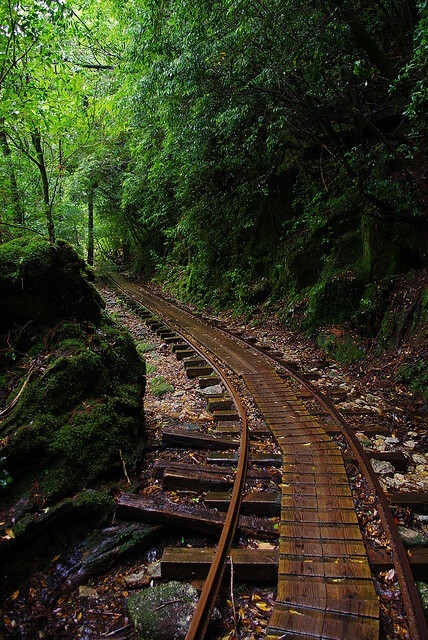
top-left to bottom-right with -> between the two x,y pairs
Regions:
244,371 -> 379,640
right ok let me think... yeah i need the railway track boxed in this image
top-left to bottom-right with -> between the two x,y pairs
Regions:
108,273 -> 428,640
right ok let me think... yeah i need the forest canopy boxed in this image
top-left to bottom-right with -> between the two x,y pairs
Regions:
1,0 -> 427,313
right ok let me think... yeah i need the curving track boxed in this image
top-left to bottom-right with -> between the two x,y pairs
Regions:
109,273 -> 428,640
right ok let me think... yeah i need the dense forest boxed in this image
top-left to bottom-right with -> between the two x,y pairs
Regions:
1,3 -> 428,638
1,0 -> 427,322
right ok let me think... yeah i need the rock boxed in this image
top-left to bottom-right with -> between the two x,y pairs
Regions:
413,454 -> 427,465
385,437 -> 400,445
370,459 -> 395,475
404,440 -> 416,449
416,582 -> 428,615
128,581 -> 199,640
125,570 -> 151,589
147,560 -> 162,579
398,526 -> 428,548
79,586 -> 98,599
197,385 -> 223,396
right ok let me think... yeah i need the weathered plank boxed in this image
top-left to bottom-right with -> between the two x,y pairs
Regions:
204,491 -> 281,516
161,547 -> 278,581
115,493 -> 278,540
162,427 -> 239,450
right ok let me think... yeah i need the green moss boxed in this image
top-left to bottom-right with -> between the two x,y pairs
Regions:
0,238 -> 104,331
12,489 -> 115,539
0,238 -> 146,502
317,331 -> 365,364
151,375 -> 173,397
136,341 -> 156,354
397,361 -> 428,400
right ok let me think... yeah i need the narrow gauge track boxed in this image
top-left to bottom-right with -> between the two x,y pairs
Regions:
108,273 -> 428,640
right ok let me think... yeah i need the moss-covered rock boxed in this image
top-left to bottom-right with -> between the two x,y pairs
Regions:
128,581 -> 200,640
0,238 -> 103,331
0,238 -> 145,503
317,330 -> 365,364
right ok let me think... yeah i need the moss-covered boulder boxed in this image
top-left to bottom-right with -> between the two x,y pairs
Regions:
128,581 -> 199,640
0,238 -> 103,331
0,238 -> 145,503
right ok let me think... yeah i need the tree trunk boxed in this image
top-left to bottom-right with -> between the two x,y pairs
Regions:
0,120 -> 24,224
31,130 -> 55,242
87,188 -> 94,266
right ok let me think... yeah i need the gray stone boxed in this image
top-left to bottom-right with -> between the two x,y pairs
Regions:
128,581 -> 199,640
125,569 -> 150,589
398,526 -> 428,548
370,459 -> 395,476
147,560 -> 162,579
197,385 -> 223,396
78,586 -> 98,599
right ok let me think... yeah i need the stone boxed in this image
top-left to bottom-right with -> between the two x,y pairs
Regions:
370,459 -> 395,475
125,570 -> 151,589
413,454 -> 427,465
128,581 -> 199,640
398,526 -> 428,548
147,560 -> 162,579
79,586 -> 98,599
404,440 -> 416,449
197,385 -> 223,396
385,437 -> 400,445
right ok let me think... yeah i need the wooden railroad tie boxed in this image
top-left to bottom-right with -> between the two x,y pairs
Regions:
161,427 -> 240,450
159,546 -> 428,581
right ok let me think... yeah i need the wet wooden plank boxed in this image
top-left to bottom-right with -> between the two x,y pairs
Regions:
153,460 -> 272,480
207,397 -> 233,411
281,508 -> 358,525
212,410 -> 240,422
280,524 -> 363,541
281,496 -> 355,511
387,491 -> 428,509
204,491 -> 281,516
161,547 -> 278,581
321,610 -> 379,640
279,558 -> 371,579
186,365 -> 215,378
163,470 -> 234,491
268,603 -> 324,637
281,484 -> 352,498
198,374 -> 222,387
206,451 -> 282,466
162,427 -> 239,450
116,493 -> 278,540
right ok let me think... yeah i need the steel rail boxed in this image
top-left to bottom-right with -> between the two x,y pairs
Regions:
107,274 -> 250,640
210,322 -> 428,640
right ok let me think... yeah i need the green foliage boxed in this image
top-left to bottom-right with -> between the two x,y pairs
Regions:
136,341 -> 156,354
150,375 -> 173,397
0,456 -> 13,489
317,332 -> 365,364
397,361 -> 428,400
306,275 -> 367,328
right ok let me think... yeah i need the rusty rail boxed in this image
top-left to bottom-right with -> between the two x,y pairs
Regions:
108,274 -> 249,640
107,274 -> 428,640
212,322 -> 428,640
